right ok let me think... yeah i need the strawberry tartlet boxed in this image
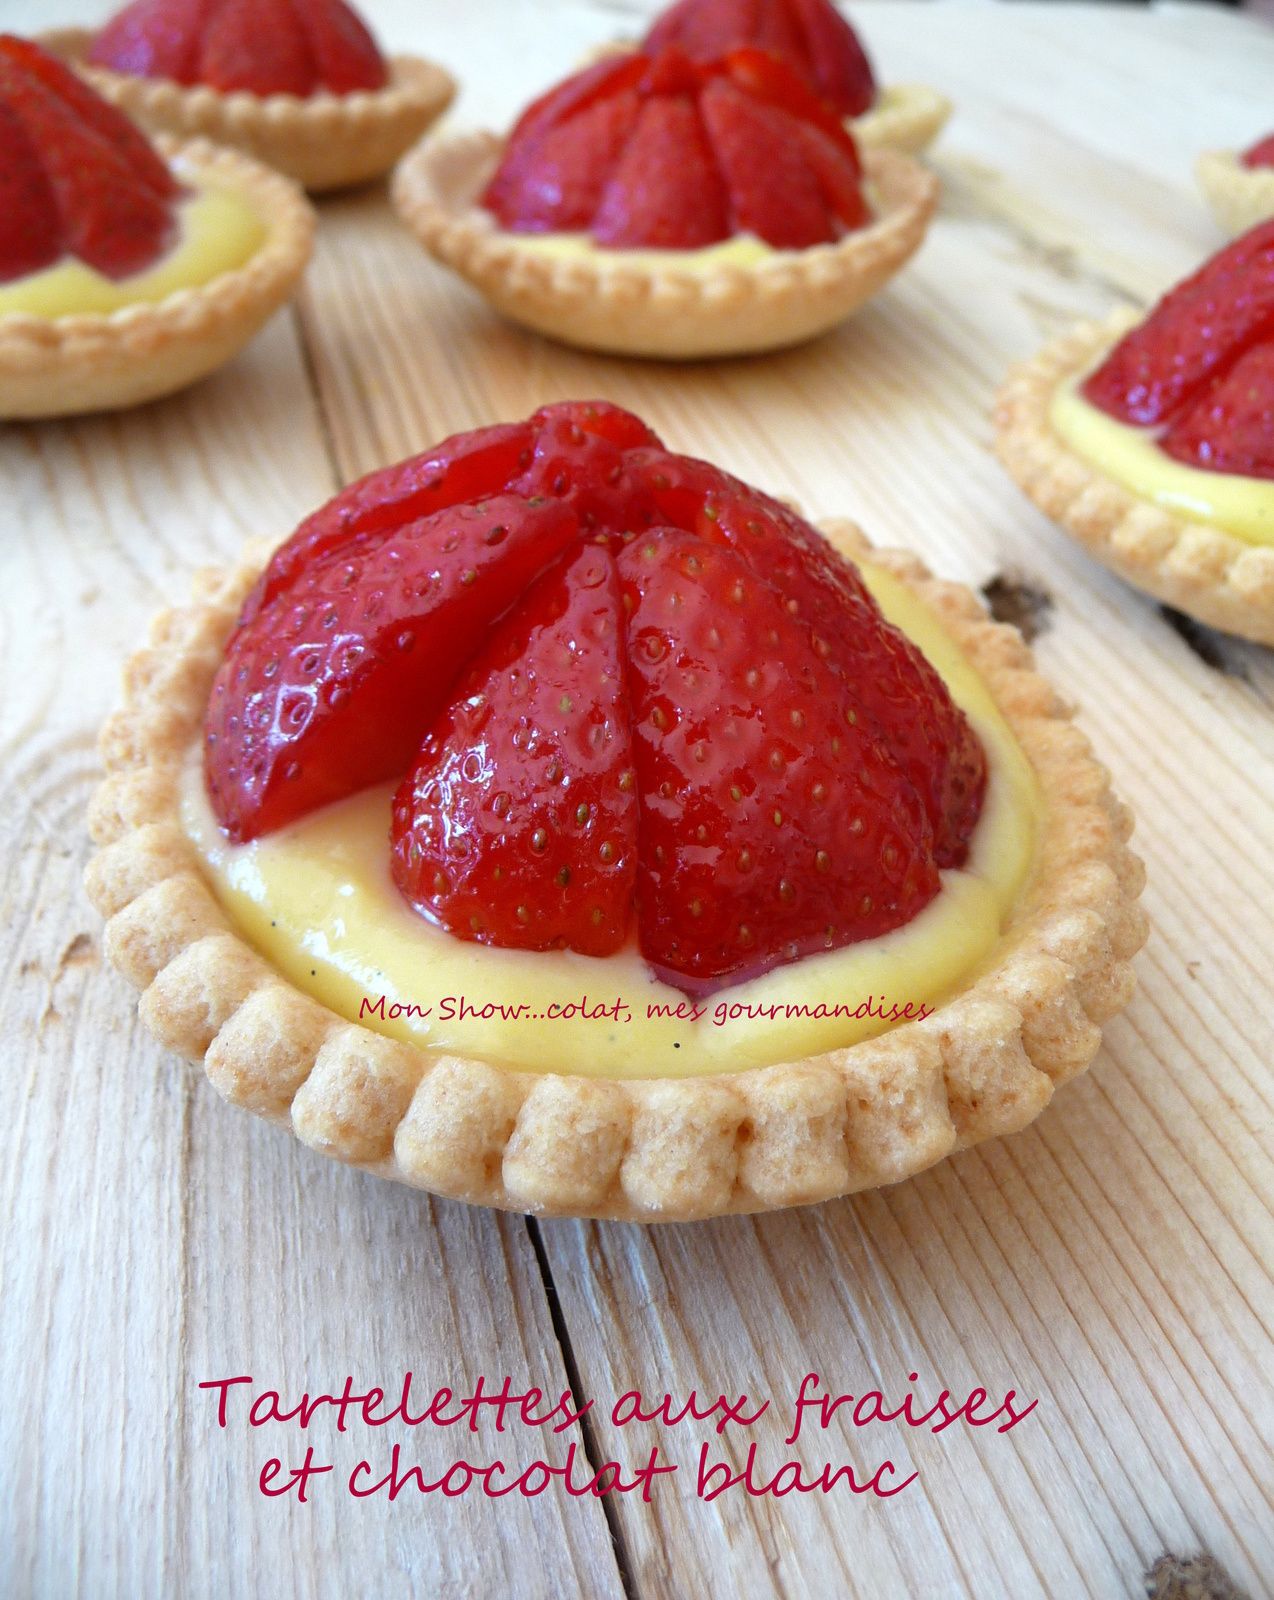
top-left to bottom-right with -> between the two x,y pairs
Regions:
43,0 -> 455,191
0,32 -> 312,418
85,403 -> 1146,1219
392,47 -> 937,357
996,220 -> 1274,643
1197,133 -> 1274,238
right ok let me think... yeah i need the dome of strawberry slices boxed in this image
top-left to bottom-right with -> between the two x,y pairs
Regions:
0,33 -> 178,284
89,0 -> 387,98
1081,219 -> 1274,479
482,46 -> 869,252
644,0 -> 876,120
205,402 -> 987,996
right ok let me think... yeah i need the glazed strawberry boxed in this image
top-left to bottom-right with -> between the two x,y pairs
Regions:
1242,134 -> 1274,170
205,496 -> 579,841
392,545 -> 638,956
644,0 -> 877,119
625,450 -> 984,863
207,402 -> 987,992
0,34 -> 177,282
90,0 -> 388,96
1161,341 -> 1274,478
1082,219 -> 1274,427
620,531 -> 937,990
482,47 -> 869,251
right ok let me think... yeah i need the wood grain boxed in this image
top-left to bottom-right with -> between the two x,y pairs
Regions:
2,2 -> 1272,1598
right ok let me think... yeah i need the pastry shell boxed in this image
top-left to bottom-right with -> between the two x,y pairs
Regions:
42,27 -> 455,192
994,311 -> 1274,646
852,83 -> 951,156
83,521 -> 1147,1222
391,131 -> 938,358
0,136 -> 313,420
1195,149 -> 1274,238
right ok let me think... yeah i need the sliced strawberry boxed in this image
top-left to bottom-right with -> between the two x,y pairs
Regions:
699,76 -> 836,248
3,34 -> 177,196
620,530 -> 938,993
296,0 -> 386,93
198,0 -> 313,96
484,87 -> 643,234
1082,219 -> 1274,426
628,449 -> 985,863
205,496 -> 579,841
0,42 -> 175,279
788,0 -> 875,117
392,544 -> 637,955
723,46 -> 860,167
1160,338 -> 1274,479
644,0 -> 876,119
516,401 -> 661,534
1242,134 -> 1274,170
482,56 -> 649,225
592,95 -> 731,250
0,100 -> 60,283
89,0 -> 210,86
240,421 -> 536,627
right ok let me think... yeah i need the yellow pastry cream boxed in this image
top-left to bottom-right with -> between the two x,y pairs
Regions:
1050,374 -> 1274,548
497,196 -> 880,276
182,564 -> 1040,1080
0,177 -> 266,320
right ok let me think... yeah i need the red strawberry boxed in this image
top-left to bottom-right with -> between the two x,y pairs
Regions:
0,101 -> 60,283
90,0 -> 386,96
0,35 -> 177,280
787,0 -> 875,119
482,46 -> 868,252
1242,134 -> 1274,170
88,0 -> 208,85
204,496 -> 579,841
1160,339 -> 1274,479
392,545 -> 637,955
1082,220 -> 1274,427
644,0 -> 876,120
619,530 -> 938,992
593,97 -> 730,250
240,421 -> 537,627
485,89 -> 644,235
626,449 -> 985,862
199,0 -> 312,96
294,0 -> 386,93
208,402 -> 986,994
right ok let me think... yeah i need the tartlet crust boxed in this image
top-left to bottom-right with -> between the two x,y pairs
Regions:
390,131 -> 938,358
0,136 -> 313,420
42,27 -> 455,192
994,310 -> 1274,646
1195,149 -> 1274,238
83,522 -> 1147,1222
851,83 -> 951,156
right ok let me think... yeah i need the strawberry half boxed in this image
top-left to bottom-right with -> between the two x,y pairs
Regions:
0,34 -> 177,282
90,0 -> 388,96
619,530 -> 938,992
1160,340 -> 1274,478
482,46 -> 869,252
1082,220 -> 1274,428
644,0 -> 877,119
207,402 -> 988,994
392,545 -> 638,956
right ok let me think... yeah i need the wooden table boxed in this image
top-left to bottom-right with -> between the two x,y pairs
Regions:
3,3 -> 1272,1596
